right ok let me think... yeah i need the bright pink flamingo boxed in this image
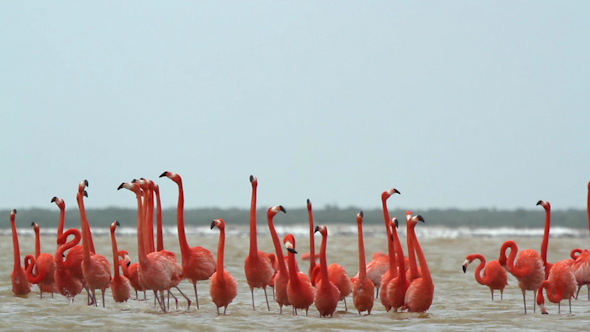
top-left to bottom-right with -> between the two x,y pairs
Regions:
386,217 -> 410,312
119,181 -> 183,312
379,217 -> 398,311
403,214 -> 434,312
285,234 -> 315,315
55,229 -> 84,302
26,222 -> 56,298
314,225 -> 340,317
160,171 -> 216,309
78,180 -> 112,307
54,193 -> 86,286
267,205 -> 291,313
209,219 -> 238,314
571,181 -> 590,299
536,259 -> 577,314
110,221 -> 131,303
352,211 -> 375,315
242,175 -> 274,310
537,200 -> 553,278
498,240 -> 544,314
10,209 -> 31,296
462,254 -> 508,300
306,199 -> 318,280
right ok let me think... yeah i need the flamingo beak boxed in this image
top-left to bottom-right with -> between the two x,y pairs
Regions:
115,221 -> 120,227
210,220 -> 216,229
536,200 -> 543,206
84,179 -> 89,187
287,247 -> 298,254
394,219 -> 399,228
462,265 -> 467,273
416,215 -> 425,223
314,226 -> 319,233
117,183 -> 125,190
279,205 -> 286,213
159,171 -> 168,178
51,197 -> 57,203
84,190 -> 88,198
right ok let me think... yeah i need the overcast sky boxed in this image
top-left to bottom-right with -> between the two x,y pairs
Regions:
1,1 -> 588,212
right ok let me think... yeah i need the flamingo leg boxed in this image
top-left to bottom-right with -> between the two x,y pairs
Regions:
263,287 -> 270,311
500,289 -> 504,300
533,291 -> 536,313
491,289 -> 494,301
102,290 -> 106,308
91,289 -> 98,307
250,287 -> 255,310
569,298 -> 572,313
558,302 -> 561,314
521,288 -> 527,314
224,306 -> 228,315
344,297 -> 348,311
160,290 -> 167,313
168,290 -> 179,310
193,282 -> 200,309
175,286 -> 192,309
135,289 -> 138,300
576,284 -> 582,300
375,286 -> 380,299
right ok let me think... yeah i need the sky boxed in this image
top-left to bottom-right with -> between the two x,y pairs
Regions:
1,1 -> 589,212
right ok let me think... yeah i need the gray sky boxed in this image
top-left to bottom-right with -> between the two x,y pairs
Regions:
1,1 -> 589,212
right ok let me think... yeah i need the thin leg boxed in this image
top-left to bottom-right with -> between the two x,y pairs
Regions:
175,286 -> 192,309
193,282 -> 200,309
375,286 -> 380,299
216,306 -> 220,315
501,289 -> 503,300
263,287 -> 270,311
576,284 -> 582,300
135,290 -> 138,300
491,289 -> 494,301
250,288 -> 255,311
143,291 -> 147,301
569,298 -> 572,313
344,297 -> 348,311
168,290 -> 179,310
558,302 -> 561,314
533,290 -> 536,313
102,290 -> 106,308
279,305 -> 282,315
522,288 -> 527,314
160,290 -> 167,313
224,306 -> 228,315
91,289 -> 98,307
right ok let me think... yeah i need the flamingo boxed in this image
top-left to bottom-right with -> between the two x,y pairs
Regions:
55,229 -> 84,302
536,259 -> 576,314
119,181 -> 183,312
571,181 -> 590,299
78,180 -> 112,307
242,175 -> 274,311
379,217 -> 399,311
386,217 -> 410,312
365,188 -> 400,297
352,211 -> 375,315
26,222 -> 56,298
266,205 -> 291,313
283,234 -> 314,315
10,210 -> 31,296
209,219 -> 238,314
498,240 -> 544,314
462,254 -> 508,300
314,225 -> 340,317
54,193 -> 87,287
110,221 -> 131,303
537,200 -> 553,278
403,214 -> 434,312
160,171 -> 216,309
306,199 -> 317,280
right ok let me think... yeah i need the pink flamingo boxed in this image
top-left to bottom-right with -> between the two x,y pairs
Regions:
55,229 -> 84,302
267,205 -> 291,313
284,233 -> 315,315
536,259 -> 576,314
242,175 -> 274,310
78,180 -> 112,307
10,209 -> 31,296
209,219 -> 238,314
537,200 -> 553,278
498,240 -> 544,314
352,211 -> 375,315
160,171 -> 216,309
110,221 -> 131,303
27,222 -> 56,298
386,217 -> 410,312
403,214 -> 434,312
54,193 -> 86,288
462,254 -> 508,300
306,199 -> 318,280
314,225 -> 340,317
571,181 -> 590,299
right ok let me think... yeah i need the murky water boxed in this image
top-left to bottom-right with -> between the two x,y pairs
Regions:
2,225 -> 590,332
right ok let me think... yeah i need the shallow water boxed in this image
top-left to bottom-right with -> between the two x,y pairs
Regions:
2,225 -> 590,332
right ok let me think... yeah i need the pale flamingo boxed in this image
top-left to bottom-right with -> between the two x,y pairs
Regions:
571,181 -> 590,299
403,214 -> 434,312
110,221 -> 131,303
314,225 -> 340,317
10,209 -> 31,296
498,240 -> 544,314
306,199 -> 317,280
352,211 -> 375,315
242,175 -> 274,310
284,233 -> 315,315
160,171 -> 216,309
537,259 -> 576,314
27,222 -> 56,298
537,200 -> 553,278
462,254 -> 508,300
55,229 -> 84,302
386,217 -> 410,312
267,205 -> 291,313
79,180 -> 112,307
379,217 -> 399,311
119,181 -> 183,312
210,219 -> 238,314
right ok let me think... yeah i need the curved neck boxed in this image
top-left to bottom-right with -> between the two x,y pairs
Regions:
470,255 -> 488,285
56,229 -> 81,269
501,240 -> 532,278
392,223 -> 405,282
357,220 -> 368,280
57,205 -> 66,239
175,180 -> 189,253
11,216 -> 21,269
155,186 -> 164,251
542,280 -> 564,303
216,227 -> 226,278
248,184 -> 258,259
381,198 -> 394,260
78,192 -> 92,265
120,260 -> 130,278
307,204 -> 316,278
541,206 -> 551,265
25,255 -> 45,284
288,250 -> 300,287
408,223 -> 431,284
110,228 -> 120,278
319,231 -> 330,288
268,215 -> 287,275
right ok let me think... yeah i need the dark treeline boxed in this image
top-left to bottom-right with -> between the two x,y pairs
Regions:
1,207 -> 587,229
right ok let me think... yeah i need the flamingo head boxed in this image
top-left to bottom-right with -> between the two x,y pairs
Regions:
391,217 -> 399,229
537,283 -> 548,314
405,211 -> 412,222
382,188 -> 401,201
462,259 -> 469,273
118,182 -> 141,194
314,225 -> 327,236
536,200 -> 550,210
31,221 -> 40,234
356,211 -> 364,224
78,179 -> 89,193
110,220 -> 120,232
268,205 -> 286,218
132,178 -> 149,190
211,218 -> 225,230
159,171 -> 181,184
51,196 -> 66,209
11,209 -> 16,217
306,198 -> 312,210
249,175 -> 258,187
407,214 -> 425,226
284,234 -> 297,254
83,190 -> 88,198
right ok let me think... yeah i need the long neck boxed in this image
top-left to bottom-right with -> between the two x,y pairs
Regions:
542,279 -> 565,303
408,223 -> 432,284
501,240 -> 532,278
111,229 -> 120,278
216,227 -> 226,278
387,223 -> 398,278
288,250 -> 300,287
155,186 -> 164,251
25,255 -> 45,284
381,198 -> 394,261
11,217 -> 21,269
392,224 -> 405,282
470,255 -> 488,285
176,180 -> 189,253
56,229 -> 81,269
540,206 -> 550,265
248,184 -> 258,259
35,228 -> 41,258
357,221 -> 368,280
407,222 -> 419,279
319,232 -> 330,288
78,192 -> 92,265
136,192 -> 149,266
57,205 -> 66,239
146,187 -> 155,254
268,215 -> 288,275
307,205 -> 316,279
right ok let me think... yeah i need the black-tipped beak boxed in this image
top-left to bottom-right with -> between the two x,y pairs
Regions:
279,205 -> 286,213
359,211 -> 364,217
416,215 -> 425,223
249,175 -> 254,182
287,247 -> 298,254
542,311 -> 548,315
536,200 -> 542,206
307,199 -> 311,205
127,261 -> 131,267
13,209 -> 17,214
131,178 -> 138,183
394,219 -> 399,228
159,171 -> 167,178
462,265 -> 467,273
314,226 -> 319,233
84,190 -> 88,198
117,183 -> 125,190
51,197 -> 57,203
84,179 -> 89,187
210,220 -> 216,229
63,253 -> 66,258
30,222 -> 35,226
395,189 -> 401,195
115,221 -> 120,227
